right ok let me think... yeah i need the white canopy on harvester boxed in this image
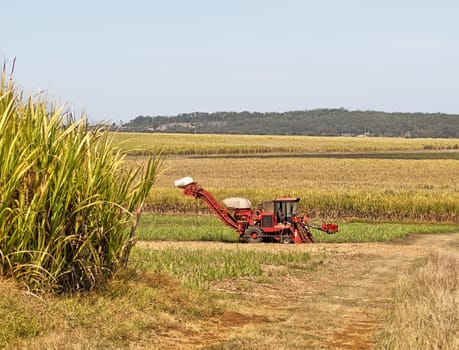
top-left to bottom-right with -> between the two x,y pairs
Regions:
174,176 -> 194,188
222,197 -> 252,209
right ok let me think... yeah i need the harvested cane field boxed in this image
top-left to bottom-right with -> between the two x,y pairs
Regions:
3,131 -> 459,349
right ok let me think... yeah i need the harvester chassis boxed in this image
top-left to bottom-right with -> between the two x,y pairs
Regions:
175,177 -> 337,243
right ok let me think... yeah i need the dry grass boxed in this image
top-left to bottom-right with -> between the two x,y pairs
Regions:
378,252 -> 459,349
0,272 -> 220,349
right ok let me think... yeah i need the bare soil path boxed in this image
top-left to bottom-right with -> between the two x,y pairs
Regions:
139,232 -> 459,349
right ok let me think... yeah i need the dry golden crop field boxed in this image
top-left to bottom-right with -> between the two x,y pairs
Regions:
114,132 -> 459,155
120,133 -> 459,222
153,156 -> 459,192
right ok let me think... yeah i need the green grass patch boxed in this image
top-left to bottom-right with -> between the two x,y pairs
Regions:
131,247 -> 311,290
136,214 -> 238,241
136,214 -> 459,243
315,222 -> 459,242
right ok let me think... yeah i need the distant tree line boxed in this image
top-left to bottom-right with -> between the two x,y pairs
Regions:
121,109 -> 459,138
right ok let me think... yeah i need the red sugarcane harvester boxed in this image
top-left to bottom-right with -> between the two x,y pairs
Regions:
175,177 -> 338,243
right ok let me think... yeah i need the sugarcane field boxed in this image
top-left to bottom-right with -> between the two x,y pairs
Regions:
3,4 -> 459,346
1,96 -> 458,349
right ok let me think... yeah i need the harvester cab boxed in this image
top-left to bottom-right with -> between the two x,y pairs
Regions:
274,198 -> 299,224
257,198 -> 299,226
174,176 -> 338,243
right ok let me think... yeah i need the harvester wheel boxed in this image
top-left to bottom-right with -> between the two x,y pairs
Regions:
245,226 -> 264,243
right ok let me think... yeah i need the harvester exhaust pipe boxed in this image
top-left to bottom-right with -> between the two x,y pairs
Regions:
174,176 -> 195,188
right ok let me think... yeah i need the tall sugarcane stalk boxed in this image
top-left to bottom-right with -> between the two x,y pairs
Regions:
0,68 -> 161,293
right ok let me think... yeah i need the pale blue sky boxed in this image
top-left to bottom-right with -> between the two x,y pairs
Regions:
2,0 -> 459,123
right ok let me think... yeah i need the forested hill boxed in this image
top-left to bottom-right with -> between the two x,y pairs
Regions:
121,109 -> 459,138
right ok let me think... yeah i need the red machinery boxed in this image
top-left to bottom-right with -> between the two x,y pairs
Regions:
175,177 -> 338,243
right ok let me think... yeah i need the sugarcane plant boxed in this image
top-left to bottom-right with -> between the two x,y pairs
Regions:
0,67 -> 161,293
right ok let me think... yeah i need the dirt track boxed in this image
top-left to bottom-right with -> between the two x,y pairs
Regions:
139,232 -> 459,349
